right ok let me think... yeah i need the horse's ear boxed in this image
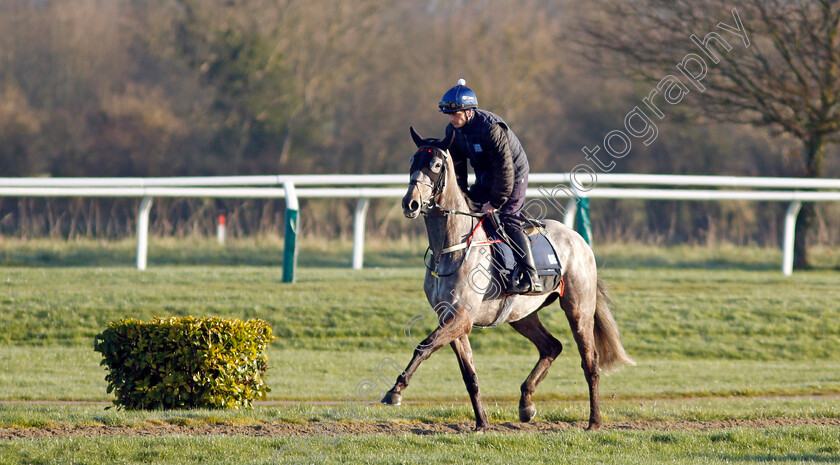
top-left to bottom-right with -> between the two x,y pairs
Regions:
441,128 -> 454,150
410,126 -> 424,148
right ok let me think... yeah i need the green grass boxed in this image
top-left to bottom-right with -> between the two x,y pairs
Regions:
0,427 -> 837,464
598,267 -> 840,360
1,242 -> 839,360
0,396 -> 838,429
0,237 -> 426,269
2,346 -> 839,402
1,239 -> 839,464
594,242 -> 840,271
4,237 -> 840,270
1,238 -> 839,400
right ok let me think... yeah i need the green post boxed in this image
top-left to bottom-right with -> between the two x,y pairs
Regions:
282,182 -> 299,283
576,197 -> 592,245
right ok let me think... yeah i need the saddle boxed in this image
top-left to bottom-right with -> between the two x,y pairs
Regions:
482,221 -> 563,296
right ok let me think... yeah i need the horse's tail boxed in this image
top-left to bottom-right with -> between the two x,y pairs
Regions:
594,278 -> 635,373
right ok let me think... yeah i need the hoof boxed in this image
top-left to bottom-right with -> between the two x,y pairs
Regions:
519,404 -> 536,423
585,422 -> 602,431
380,391 -> 402,406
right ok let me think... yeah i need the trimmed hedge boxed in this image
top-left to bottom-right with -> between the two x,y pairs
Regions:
94,316 -> 274,410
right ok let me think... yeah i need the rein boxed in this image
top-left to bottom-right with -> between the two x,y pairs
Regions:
424,214 -> 501,278
427,206 -> 547,227
421,207 -> 546,278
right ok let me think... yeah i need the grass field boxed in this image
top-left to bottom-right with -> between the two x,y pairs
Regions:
1,427 -> 838,465
0,238 -> 839,464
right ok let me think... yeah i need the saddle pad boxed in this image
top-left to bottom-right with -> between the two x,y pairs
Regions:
483,224 -> 562,294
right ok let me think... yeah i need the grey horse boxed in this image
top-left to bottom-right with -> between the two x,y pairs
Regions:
381,128 -> 634,432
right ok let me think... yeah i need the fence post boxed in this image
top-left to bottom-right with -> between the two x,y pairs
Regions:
352,198 -> 370,270
136,197 -> 153,270
282,182 -> 299,283
782,200 -> 802,276
576,197 -> 592,245
217,214 -> 226,245
562,199 -> 577,227
566,184 -> 591,245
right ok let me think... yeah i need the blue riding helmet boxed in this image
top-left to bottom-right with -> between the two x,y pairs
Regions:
438,79 -> 478,113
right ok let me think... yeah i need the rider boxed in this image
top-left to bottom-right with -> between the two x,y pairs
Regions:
439,79 -> 542,294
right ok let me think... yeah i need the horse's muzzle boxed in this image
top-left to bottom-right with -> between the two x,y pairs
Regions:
402,197 -> 421,218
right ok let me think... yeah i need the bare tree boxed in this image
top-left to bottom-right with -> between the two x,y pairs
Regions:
577,0 -> 840,268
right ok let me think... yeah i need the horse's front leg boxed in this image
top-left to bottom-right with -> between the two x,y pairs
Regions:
381,307 -> 470,407
450,334 -> 489,432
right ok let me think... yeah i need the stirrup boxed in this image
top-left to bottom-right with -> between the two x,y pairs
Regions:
529,272 -> 543,293
509,268 -> 542,294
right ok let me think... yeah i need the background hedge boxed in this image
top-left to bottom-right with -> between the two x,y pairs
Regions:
94,316 -> 274,409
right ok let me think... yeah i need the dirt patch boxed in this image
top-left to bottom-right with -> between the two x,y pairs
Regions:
2,418 -> 838,440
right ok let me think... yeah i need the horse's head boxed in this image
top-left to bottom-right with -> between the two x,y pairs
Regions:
402,127 -> 455,219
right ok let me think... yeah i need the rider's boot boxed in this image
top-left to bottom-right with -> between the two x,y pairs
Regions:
507,229 -> 543,295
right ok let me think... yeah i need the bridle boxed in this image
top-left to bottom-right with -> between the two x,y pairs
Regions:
408,146 -> 485,278
408,146 -> 448,211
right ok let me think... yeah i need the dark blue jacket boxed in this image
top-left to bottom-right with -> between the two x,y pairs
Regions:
446,109 -> 530,208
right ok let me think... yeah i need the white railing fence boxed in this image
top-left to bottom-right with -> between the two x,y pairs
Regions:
3,173 -> 840,277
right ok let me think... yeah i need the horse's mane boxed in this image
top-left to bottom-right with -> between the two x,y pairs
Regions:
443,150 -> 476,211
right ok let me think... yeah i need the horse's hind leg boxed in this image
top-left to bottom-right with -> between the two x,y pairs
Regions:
509,312 -> 563,423
562,299 -> 602,431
